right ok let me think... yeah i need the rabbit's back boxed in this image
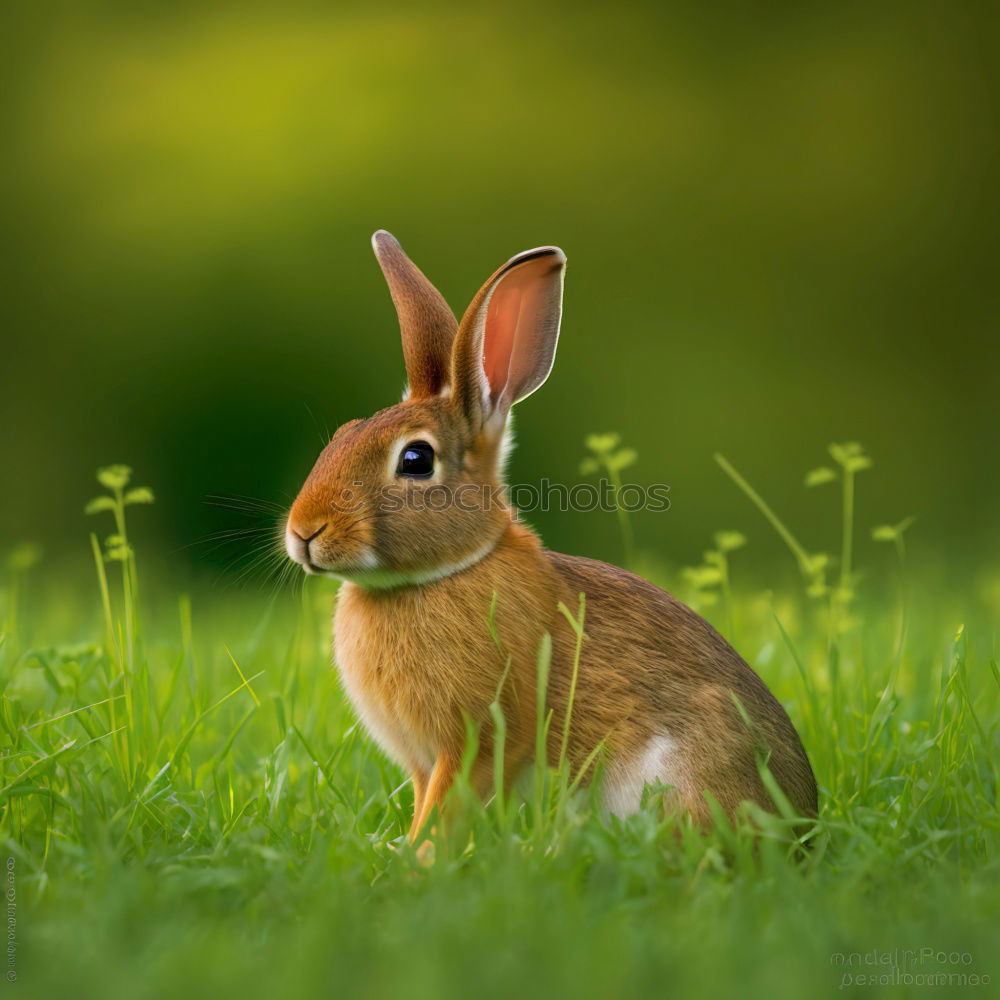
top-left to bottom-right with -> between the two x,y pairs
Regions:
545,551 -> 818,819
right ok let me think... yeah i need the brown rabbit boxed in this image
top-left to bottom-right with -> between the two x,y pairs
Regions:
285,231 -> 817,840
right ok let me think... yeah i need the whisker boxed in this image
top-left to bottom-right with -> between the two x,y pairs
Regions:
303,402 -> 333,449
172,525 -> 279,555
219,540 -> 285,583
205,494 -> 288,515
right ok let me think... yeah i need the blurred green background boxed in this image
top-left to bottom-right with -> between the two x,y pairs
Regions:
2,0 -> 997,585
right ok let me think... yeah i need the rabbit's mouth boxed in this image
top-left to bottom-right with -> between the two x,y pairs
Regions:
284,519 -> 379,578
306,554 -> 378,578
290,549 -> 380,579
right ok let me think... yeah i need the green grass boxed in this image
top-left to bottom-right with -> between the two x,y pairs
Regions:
1,453 -> 998,1000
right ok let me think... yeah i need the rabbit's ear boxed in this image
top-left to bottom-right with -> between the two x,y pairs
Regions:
372,230 -> 458,398
452,246 -> 566,427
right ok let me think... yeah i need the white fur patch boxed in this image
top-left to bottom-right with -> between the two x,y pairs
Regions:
330,536 -> 499,590
497,412 -> 516,475
284,525 -> 300,564
604,734 -> 682,817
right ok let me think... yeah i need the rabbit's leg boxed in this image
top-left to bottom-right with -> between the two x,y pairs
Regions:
409,752 -> 460,843
406,769 -> 429,841
408,748 -> 500,842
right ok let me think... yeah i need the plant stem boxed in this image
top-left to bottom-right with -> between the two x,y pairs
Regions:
841,467 -> 854,592
556,595 -> 586,779
608,466 -> 635,569
715,454 -> 811,576
533,632 -> 552,828
720,551 -> 734,640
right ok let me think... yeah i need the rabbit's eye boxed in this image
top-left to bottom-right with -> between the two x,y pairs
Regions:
397,440 -> 435,479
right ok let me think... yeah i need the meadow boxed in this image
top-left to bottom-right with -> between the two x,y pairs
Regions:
1,439 -> 997,999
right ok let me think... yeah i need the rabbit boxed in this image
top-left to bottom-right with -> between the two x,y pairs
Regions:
285,230 -> 818,841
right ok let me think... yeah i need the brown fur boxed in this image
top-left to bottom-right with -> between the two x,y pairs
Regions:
286,233 -> 817,841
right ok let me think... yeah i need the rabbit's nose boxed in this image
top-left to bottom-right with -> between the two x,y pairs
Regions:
285,517 -> 329,570
292,523 -> 328,545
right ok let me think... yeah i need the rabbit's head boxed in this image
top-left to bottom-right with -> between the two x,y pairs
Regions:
285,231 -> 566,587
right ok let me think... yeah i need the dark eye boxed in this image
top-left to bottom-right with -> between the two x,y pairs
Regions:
397,440 -> 435,478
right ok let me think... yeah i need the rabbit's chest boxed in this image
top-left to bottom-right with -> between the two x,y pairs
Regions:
332,583 -> 500,770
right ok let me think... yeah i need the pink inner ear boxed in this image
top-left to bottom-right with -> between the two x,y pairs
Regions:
482,283 -> 523,402
478,252 -> 563,408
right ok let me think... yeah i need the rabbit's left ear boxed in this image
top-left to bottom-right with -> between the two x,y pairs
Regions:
452,246 -> 566,427
372,230 -> 458,398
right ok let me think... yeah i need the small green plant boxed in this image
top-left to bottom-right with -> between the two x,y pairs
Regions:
872,515 -> 917,658
85,463 -> 154,665
681,530 -> 746,637
580,432 -> 638,567
803,441 -> 873,607
715,444 -> 913,640
84,464 -> 155,779
871,515 -> 917,558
